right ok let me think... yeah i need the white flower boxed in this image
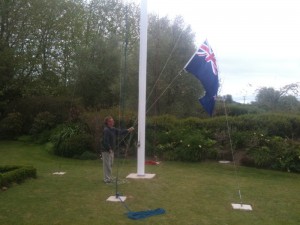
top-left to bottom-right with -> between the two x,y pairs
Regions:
187,144 -> 190,147
198,145 -> 202,148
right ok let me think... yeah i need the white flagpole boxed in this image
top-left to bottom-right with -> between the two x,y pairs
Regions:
137,0 -> 147,176
127,0 -> 155,179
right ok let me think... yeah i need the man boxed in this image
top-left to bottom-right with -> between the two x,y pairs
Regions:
102,116 -> 134,183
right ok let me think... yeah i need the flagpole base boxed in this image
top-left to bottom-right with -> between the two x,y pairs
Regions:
106,195 -> 126,202
231,203 -> 253,211
126,173 -> 156,179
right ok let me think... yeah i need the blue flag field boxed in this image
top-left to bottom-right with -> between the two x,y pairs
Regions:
184,39 -> 219,116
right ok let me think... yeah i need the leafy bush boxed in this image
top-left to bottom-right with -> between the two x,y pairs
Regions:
0,165 -> 37,187
249,146 -> 273,168
145,114 -> 300,172
245,135 -> 300,172
192,113 -> 300,140
5,96 -> 76,134
171,130 -> 217,162
30,112 -> 57,143
149,127 -> 217,162
51,123 -> 94,158
0,165 -> 19,173
58,133 -> 94,158
147,115 -> 178,130
237,114 -> 300,139
276,143 -> 300,172
0,112 -> 23,139
30,111 -> 56,134
215,103 -> 264,116
231,130 -> 257,149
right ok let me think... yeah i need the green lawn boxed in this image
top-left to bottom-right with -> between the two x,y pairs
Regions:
0,141 -> 299,225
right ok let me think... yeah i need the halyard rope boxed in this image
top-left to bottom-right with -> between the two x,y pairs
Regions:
222,98 -> 243,204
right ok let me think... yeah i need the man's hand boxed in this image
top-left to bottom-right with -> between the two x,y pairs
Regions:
128,127 -> 134,132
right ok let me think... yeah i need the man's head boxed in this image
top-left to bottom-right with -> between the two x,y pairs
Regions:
104,116 -> 114,128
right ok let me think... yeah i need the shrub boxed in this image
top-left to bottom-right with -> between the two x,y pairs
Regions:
0,112 -> 23,139
0,165 -> 37,187
215,103 -> 265,116
256,114 -> 293,137
147,115 -> 178,130
51,123 -> 94,158
0,165 -> 19,173
172,130 -> 217,161
236,114 -> 300,139
226,104 -> 251,116
202,113 -> 300,141
151,128 -> 217,162
30,112 -> 57,143
245,135 -> 300,172
58,133 -> 94,158
30,111 -> 56,135
145,113 -> 300,172
249,146 -> 273,168
276,143 -> 300,172
5,96 -> 77,134
231,130 -> 257,149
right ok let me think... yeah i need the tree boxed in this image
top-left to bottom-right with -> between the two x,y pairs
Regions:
0,0 -> 26,116
74,37 -> 120,107
0,0 -> 203,118
145,15 -> 199,116
0,0 -> 87,97
255,87 -> 280,110
74,0 -> 140,108
278,95 -> 300,112
223,94 -> 234,104
255,83 -> 300,112
279,83 -> 299,97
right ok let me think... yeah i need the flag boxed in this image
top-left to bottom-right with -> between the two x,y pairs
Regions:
184,39 -> 219,116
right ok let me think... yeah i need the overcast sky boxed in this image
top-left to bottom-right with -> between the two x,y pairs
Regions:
132,0 -> 300,103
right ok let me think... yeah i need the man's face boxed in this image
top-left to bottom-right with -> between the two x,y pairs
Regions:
107,118 -> 114,127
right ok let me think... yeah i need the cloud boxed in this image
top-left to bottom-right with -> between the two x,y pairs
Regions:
218,55 -> 299,102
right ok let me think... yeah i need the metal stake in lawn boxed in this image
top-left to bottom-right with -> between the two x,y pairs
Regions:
223,98 -> 253,211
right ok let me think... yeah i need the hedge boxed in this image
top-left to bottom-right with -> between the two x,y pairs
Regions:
145,113 -> 300,172
0,165 -> 37,187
